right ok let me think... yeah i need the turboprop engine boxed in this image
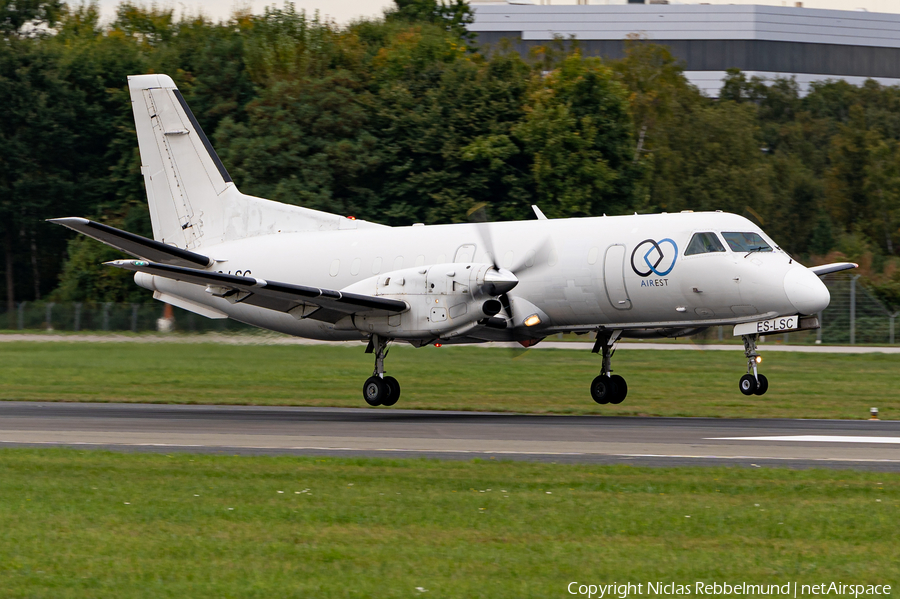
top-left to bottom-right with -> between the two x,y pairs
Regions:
338,263 -> 517,339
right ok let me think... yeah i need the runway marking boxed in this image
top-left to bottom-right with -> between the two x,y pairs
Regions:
709,435 -> 900,444
4,441 -> 900,463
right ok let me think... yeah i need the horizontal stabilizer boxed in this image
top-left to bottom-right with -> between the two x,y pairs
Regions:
107,259 -> 408,322
49,217 -> 212,268
808,262 -> 858,276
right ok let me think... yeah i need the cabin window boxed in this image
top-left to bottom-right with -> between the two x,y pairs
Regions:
722,232 -> 772,253
684,232 -> 726,256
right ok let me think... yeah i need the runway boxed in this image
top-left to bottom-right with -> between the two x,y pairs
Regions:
1,402 -> 899,471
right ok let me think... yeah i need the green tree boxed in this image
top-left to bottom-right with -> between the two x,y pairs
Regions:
373,41 -> 532,224
0,38 -> 83,313
650,101 -> 772,219
609,41 -> 702,211
0,0 -> 61,36
513,54 -> 635,217
386,0 -> 473,41
216,71 -> 380,216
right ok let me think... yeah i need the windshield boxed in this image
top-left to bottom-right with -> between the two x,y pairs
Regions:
685,232 -> 726,256
722,232 -> 772,253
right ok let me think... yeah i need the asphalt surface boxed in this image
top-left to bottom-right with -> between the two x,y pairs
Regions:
1,402 -> 899,471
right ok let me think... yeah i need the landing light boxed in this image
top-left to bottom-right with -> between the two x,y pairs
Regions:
755,356 -> 762,364
524,314 -> 541,327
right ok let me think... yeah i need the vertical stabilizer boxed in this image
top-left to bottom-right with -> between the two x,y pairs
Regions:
129,74 -> 234,248
128,74 -> 385,248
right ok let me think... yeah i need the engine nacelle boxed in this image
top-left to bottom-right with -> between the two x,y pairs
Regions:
339,263 -> 514,339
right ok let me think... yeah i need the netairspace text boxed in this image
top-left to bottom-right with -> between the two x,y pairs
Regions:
567,581 -> 892,598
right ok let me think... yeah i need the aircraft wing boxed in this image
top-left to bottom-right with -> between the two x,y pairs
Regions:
107,259 -> 408,323
49,217 -> 212,268
808,262 -> 858,276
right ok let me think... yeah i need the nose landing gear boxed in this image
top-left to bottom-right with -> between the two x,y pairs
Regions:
362,334 -> 401,407
739,334 -> 768,396
590,330 -> 628,405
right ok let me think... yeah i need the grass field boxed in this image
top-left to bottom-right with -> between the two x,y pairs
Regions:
0,449 -> 897,598
1,341 -> 898,419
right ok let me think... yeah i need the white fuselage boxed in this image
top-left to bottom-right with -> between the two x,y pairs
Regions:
139,211 -> 830,343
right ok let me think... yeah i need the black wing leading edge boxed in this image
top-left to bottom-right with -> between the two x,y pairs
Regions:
49,217 -> 212,268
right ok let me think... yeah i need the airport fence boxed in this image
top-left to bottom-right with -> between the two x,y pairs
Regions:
0,301 -> 254,334
0,273 -> 896,343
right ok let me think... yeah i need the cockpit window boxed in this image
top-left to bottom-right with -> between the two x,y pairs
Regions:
684,232 -> 726,256
722,232 -> 772,253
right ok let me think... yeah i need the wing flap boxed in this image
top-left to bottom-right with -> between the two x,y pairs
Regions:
107,259 -> 407,322
49,217 -> 212,268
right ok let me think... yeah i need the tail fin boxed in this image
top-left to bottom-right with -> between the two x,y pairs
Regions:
128,75 -> 384,248
129,74 -> 233,248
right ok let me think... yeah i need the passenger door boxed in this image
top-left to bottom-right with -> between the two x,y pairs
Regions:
604,245 -> 632,310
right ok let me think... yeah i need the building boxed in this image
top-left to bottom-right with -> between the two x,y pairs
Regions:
469,2 -> 900,96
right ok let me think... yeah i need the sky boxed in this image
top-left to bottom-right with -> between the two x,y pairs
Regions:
92,0 -> 899,25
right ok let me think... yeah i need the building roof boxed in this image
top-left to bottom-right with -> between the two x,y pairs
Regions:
470,4 -> 900,49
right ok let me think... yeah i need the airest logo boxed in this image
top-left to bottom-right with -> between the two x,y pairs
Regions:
631,238 -> 678,277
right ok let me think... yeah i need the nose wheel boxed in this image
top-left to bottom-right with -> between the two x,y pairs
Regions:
739,334 -> 768,396
590,330 -> 628,405
362,335 -> 401,407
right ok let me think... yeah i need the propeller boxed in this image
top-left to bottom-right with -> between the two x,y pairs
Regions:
466,203 -> 553,330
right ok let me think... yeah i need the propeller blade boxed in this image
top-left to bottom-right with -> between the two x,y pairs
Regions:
466,202 -> 499,270
499,292 -> 513,322
509,236 -> 554,277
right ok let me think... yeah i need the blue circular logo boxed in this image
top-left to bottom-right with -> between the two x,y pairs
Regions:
630,238 -> 678,277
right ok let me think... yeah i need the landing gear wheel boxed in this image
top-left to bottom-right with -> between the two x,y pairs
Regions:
739,374 -> 758,396
609,375 -> 628,404
753,374 -> 768,396
363,376 -> 387,406
591,375 -> 617,405
381,376 -> 401,406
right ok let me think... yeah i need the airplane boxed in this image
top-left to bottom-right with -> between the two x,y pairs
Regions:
51,74 -> 858,407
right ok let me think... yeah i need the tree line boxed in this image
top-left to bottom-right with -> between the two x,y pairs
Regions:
1,0 -> 898,314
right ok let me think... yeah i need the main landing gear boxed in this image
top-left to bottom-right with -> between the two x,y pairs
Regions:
362,334 -> 401,407
590,330 -> 628,405
738,333 -> 768,396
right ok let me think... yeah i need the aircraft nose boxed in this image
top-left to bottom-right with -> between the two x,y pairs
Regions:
783,267 -> 830,315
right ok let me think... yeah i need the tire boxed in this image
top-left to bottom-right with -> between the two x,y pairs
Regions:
591,375 -> 617,405
739,374 -> 757,396
754,374 -> 768,396
363,376 -> 387,406
609,375 -> 628,404
381,376 -> 401,406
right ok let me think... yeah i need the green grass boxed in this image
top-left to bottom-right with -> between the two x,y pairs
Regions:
1,341 -> 898,419
0,449 -> 897,598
